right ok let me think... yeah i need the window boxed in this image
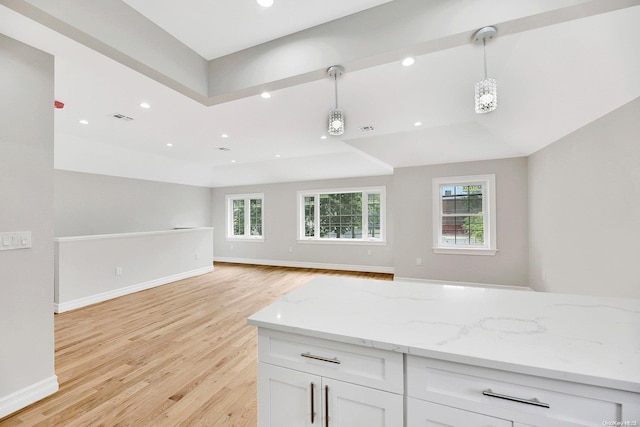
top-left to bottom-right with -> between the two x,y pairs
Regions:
298,187 -> 385,243
432,175 -> 496,255
226,193 -> 264,240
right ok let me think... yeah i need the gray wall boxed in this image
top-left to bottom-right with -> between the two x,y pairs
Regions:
211,175 -> 394,271
54,170 -> 212,237
393,158 -> 529,286
529,98 -> 640,298
0,34 -> 56,411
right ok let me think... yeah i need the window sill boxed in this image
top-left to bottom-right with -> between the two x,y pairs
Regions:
226,237 -> 264,242
298,238 -> 386,246
433,247 -> 497,256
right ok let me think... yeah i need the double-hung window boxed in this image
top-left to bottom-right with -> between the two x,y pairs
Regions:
432,175 -> 496,255
226,193 -> 264,240
298,187 -> 385,243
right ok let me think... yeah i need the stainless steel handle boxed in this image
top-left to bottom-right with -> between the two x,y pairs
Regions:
482,389 -> 550,408
301,352 -> 341,365
310,382 -> 315,424
324,385 -> 329,427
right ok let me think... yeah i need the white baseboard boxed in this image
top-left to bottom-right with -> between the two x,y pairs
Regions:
0,375 -> 59,419
54,266 -> 214,313
394,276 -> 533,291
214,257 -> 394,274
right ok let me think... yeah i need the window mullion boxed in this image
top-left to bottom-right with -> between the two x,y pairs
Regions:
362,192 -> 369,239
244,198 -> 251,237
314,194 -> 320,239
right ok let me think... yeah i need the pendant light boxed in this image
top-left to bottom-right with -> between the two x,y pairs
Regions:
327,65 -> 345,136
473,26 -> 497,114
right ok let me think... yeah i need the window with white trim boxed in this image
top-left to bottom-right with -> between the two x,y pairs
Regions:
226,193 -> 264,240
298,187 -> 385,243
432,175 -> 496,255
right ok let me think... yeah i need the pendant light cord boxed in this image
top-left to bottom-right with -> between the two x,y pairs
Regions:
334,74 -> 339,109
483,39 -> 488,79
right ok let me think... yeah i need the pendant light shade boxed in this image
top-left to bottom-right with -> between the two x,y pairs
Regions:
473,26 -> 498,114
475,77 -> 497,114
329,108 -> 344,135
327,65 -> 345,136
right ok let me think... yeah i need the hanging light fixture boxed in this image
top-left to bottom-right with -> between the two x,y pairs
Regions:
473,26 -> 498,114
327,65 -> 345,136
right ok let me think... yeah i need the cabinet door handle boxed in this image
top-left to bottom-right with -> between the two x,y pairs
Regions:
482,388 -> 550,408
310,382 -> 315,424
324,385 -> 329,427
301,352 -> 341,364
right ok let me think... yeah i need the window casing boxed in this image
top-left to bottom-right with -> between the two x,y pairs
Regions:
432,175 -> 496,255
298,187 -> 386,243
226,193 -> 264,240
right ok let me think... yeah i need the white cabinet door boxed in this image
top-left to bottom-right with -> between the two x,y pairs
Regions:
323,377 -> 403,427
407,398 -> 512,427
258,362 -> 321,427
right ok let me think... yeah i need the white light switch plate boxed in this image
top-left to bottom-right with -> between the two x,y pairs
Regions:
0,231 -> 32,251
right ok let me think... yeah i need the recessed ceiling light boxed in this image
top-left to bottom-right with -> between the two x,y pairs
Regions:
402,57 -> 415,67
166,143 -> 173,147
139,102 -> 151,109
221,133 -> 229,138
414,121 -> 422,127
260,92 -> 271,99
257,0 -> 273,7
231,160 -> 237,163
320,135 -> 327,140
275,154 -> 281,158
79,119 -> 89,125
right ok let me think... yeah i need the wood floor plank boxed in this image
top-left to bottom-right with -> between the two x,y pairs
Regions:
0,263 -> 391,426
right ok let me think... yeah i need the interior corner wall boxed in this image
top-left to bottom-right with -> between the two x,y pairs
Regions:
54,170 -> 213,237
211,175 -> 394,272
0,34 -> 57,417
528,97 -> 640,298
393,157 -> 529,287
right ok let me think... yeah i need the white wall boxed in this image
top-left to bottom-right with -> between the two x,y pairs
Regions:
529,97 -> 640,298
211,175 -> 394,272
55,228 -> 214,312
0,34 -> 58,418
54,170 -> 212,237
393,158 -> 529,287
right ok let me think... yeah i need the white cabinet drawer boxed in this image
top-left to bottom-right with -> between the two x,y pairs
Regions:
407,398 -> 512,427
407,356 -> 637,427
257,328 -> 403,393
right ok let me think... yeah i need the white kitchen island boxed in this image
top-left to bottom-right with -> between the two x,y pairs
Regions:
248,276 -> 640,427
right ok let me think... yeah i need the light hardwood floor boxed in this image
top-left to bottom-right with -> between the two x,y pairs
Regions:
1,263 -> 392,427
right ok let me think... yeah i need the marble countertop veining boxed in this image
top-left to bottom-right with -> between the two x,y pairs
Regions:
248,276 -> 640,393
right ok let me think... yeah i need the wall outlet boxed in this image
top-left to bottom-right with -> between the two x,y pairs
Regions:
416,257 -> 423,266
542,271 -> 547,281
195,253 -> 200,260
115,267 -> 123,276
288,246 -> 293,253
367,249 -> 372,256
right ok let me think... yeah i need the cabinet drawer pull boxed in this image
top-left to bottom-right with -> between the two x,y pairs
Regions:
482,389 -> 550,408
310,382 -> 315,424
325,385 -> 329,427
301,352 -> 341,364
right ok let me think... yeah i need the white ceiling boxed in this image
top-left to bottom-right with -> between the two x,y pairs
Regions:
1,1 -> 639,188
121,0 -> 394,60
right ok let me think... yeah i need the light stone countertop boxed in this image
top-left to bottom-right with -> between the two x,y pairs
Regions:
248,276 -> 640,393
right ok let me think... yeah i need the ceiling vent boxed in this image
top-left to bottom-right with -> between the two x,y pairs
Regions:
111,113 -> 134,121
359,125 -> 375,132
